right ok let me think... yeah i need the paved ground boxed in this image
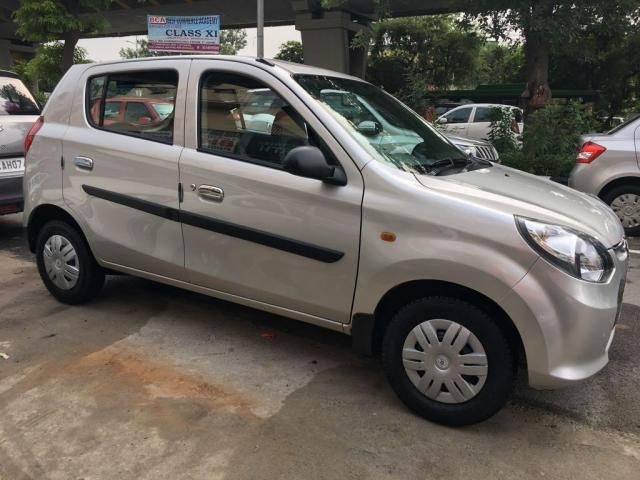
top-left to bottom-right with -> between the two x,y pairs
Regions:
1,212 -> 639,480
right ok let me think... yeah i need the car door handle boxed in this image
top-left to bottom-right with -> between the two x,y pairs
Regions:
197,185 -> 224,202
74,156 -> 94,171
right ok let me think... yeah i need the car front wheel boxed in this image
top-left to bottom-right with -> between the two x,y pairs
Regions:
382,297 -> 515,426
602,184 -> 640,236
36,220 -> 105,304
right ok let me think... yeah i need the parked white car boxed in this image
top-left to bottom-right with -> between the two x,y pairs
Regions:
436,103 -> 523,142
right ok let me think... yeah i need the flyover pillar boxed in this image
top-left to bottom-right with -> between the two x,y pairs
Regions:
0,40 -> 14,70
294,8 -> 370,78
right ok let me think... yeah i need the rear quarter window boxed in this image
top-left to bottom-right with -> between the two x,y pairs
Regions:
86,70 -> 178,144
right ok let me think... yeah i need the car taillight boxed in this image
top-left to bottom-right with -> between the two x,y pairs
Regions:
576,141 -> 606,164
24,116 -> 44,156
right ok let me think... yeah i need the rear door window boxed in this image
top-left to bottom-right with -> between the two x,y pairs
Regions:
86,70 -> 177,144
0,75 -> 40,115
473,107 -> 494,123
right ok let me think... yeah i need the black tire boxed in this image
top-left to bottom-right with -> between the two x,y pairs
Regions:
382,297 -> 515,427
601,184 -> 640,236
35,220 -> 105,305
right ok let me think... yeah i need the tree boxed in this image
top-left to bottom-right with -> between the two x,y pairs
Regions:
119,30 -> 247,58
546,20 -> 640,116
365,16 -> 482,106
119,38 -> 171,59
15,42 -> 91,92
463,0 -> 640,112
275,41 -> 304,63
474,42 -> 525,86
219,29 -> 248,55
13,0 -> 111,73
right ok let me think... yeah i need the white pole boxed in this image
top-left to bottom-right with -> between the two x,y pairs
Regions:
257,0 -> 264,57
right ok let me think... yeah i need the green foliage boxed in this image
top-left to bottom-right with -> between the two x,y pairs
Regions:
274,41 -> 304,64
462,0 -> 640,54
462,0 -> 640,111
499,103 -> 599,177
475,42 -> 525,86
13,0 -> 110,73
366,15 -> 482,107
15,43 -> 91,92
119,38 -> 172,59
13,0 -> 110,42
487,107 -> 519,155
549,24 -> 640,116
219,29 -> 248,55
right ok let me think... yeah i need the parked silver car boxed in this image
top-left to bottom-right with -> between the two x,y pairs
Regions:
569,115 -> 640,235
23,57 -> 628,426
0,70 -> 40,215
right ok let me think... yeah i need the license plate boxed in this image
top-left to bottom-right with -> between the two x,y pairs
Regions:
0,158 -> 23,174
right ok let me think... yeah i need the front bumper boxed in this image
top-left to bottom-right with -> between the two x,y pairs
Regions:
502,241 -> 628,389
0,169 -> 24,215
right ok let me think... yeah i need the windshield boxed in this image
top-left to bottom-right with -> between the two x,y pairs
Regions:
0,75 -> 40,115
607,113 -> 640,135
294,75 -> 483,176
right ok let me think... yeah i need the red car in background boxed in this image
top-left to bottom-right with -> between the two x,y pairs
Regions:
90,97 -> 174,126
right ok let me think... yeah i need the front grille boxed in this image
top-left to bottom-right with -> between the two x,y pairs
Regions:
475,145 -> 499,161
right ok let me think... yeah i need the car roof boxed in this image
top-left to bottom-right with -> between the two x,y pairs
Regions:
70,56 -> 361,82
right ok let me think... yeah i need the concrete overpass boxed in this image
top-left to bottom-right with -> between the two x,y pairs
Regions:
0,0 -> 464,74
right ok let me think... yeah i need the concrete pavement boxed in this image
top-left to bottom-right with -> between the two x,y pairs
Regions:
1,213 -> 639,479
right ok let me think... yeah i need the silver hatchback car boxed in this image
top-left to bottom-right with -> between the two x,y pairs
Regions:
570,115 -> 640,236
23,57 -> 628,426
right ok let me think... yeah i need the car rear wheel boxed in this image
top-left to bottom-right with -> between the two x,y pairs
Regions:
36,220 -> 105,304
602,185 -> 640,236
382,297 -> 515,426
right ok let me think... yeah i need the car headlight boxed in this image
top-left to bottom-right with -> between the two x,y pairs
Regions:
455,144 -> 476,156
515,216 -> 613,283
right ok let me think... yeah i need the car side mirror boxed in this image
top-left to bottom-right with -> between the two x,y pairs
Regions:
437,117 -> 448,124
356,120 -> 381,136
283,146 -> 347,186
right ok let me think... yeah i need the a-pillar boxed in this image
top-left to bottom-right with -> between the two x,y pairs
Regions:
294,9 -> 370,78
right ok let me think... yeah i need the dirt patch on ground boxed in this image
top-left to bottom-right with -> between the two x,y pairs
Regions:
63,345 -> 258,421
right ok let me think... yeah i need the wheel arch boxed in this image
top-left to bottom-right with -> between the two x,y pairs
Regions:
27,204 -> 86,253
598,175 -> 640,199
352,279 -> 525,365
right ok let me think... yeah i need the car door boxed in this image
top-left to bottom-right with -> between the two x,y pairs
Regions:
179,60 -> 363,324
62,60 -> 189,279
441,106 -> 472,137
467,106 -> 494,140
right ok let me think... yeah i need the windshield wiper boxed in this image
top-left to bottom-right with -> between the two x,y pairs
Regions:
427,157 -> 468,176
465,155 -> 494,171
